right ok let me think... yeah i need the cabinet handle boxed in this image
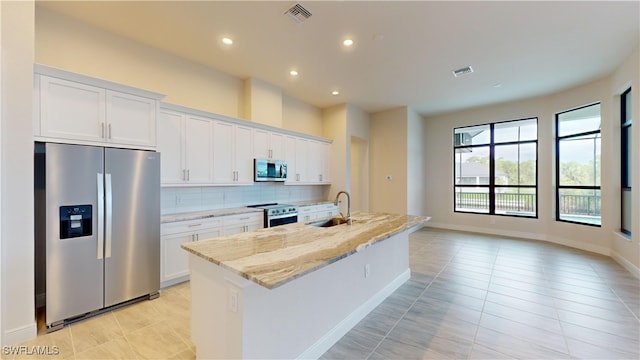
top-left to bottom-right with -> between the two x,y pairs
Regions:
188,223 -> 202,227
296,174 -> 300,181
196,234 -> 199,241
108,123 -> 112,139
101,123 -> 105,138
319,174 -> 323,182
239,217 -> 250,221
187,169 -> 190,181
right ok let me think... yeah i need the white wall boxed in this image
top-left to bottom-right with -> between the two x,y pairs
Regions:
1,0 -> 36,346
407,107 -> 426,216
609,45 -> 640,273
423,47 -> 640,273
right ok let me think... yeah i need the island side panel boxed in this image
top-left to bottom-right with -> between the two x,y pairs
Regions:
242,230 -> 410,359
189,230 -> 411,359
189,255 -> 247,360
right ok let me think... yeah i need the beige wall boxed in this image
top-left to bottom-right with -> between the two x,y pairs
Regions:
283,95 -> 323,137
370,107 -> 408,214
243,77 -> 283,128
1,0 -> 36,345
423,46 -> 640,273
35,7 -> 324,137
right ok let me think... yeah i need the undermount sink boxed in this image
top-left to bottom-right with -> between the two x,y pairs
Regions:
306,217 -> 350,228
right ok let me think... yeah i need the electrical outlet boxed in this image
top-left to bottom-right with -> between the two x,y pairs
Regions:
364,264 -> 370,278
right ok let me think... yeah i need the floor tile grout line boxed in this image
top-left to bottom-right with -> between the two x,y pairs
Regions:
364,244 -> 464,360
467,241 -> 502,360
589,261 -> 640,324
546,259 -> 574,359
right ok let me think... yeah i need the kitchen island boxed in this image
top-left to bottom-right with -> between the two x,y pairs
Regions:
182,212 -> 430,359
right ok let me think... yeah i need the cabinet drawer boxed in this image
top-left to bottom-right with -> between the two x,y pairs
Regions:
223,213 -> 262,227
161,217 -> 223,235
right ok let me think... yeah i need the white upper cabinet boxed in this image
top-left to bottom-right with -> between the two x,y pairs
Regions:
157,110 -> 184,184
105,90 -> 157,147
212,121 -> 253,185
284,136 -> 331,185
158,109 -> 213,185
253,129 -> 285,160
35,66 -> 163,149
39,76 -> 106,143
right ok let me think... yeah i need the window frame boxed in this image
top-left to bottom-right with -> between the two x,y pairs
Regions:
621,88 -> 632,235
453,118 -> 538,218
555,102 -> 602,227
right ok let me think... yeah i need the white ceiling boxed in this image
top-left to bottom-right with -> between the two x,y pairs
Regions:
36,1 -> 640,117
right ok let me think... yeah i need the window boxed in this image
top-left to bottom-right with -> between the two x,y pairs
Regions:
555,103 -> 601,226
622,88 -> 632,235
454,118 -> 538,217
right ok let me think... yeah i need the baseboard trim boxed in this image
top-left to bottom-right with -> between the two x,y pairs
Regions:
4,322 -> 37,346
611,249 -> 640,279
297,268 -> 411,360
425,223 -> 610,256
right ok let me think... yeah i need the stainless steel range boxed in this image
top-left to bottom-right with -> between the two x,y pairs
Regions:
248,203 -> 298,228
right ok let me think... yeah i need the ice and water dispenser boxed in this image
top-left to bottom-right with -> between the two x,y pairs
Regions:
59,205 -> 92,239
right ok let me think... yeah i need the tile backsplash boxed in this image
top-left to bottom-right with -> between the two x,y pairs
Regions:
161,184 -> 329,214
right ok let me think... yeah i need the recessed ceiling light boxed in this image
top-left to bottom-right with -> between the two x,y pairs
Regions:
343,39 -> 354,47
331,90 -> 340,96
290,70 -> 299,76
221,37 -> 233,45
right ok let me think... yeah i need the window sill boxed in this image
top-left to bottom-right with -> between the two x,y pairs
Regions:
614,231 -> 632,242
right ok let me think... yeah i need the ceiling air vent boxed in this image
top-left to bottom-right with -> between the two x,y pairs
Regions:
284,3 -> 312,24
452,66 -> 474,78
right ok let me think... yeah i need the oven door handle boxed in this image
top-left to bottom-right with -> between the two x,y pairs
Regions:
268,213 -> 298,220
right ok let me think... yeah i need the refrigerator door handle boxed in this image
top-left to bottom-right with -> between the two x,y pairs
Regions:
105,173 -> 113,259
97,173 -> 105,260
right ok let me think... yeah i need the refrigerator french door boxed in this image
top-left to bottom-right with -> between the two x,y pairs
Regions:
35,142 -> 160,331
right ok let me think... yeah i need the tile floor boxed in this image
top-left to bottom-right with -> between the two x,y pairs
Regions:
5,228 -> 639,359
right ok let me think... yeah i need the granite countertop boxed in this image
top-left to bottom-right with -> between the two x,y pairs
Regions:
161,207 -> 263,223
181,212 -> 430,289
289,200 -> 335,207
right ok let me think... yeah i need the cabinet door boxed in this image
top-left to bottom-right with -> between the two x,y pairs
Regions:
318,142 -> 331,183
40,76 -> 106,142
295,138 -> 309,183
185,116 -> 214,184
106,90 -> 157,147
269,132 -> 285,160
253,129 -> 270,159
284,136 -> 298,185
235,125 -> 254,184
161,232 -> 192,284
157,110 -> 185,184
212,121 -> 235,183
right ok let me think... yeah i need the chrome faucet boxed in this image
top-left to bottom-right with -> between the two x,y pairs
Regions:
334,190 -> 352,225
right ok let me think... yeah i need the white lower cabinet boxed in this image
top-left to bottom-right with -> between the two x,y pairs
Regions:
222,213 -> 263,236
297,203 -> 339,223
160,212 -> 262,287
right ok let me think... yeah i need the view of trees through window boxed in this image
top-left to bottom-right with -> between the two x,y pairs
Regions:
454,118 -> 537,217
556,103 -> 602,226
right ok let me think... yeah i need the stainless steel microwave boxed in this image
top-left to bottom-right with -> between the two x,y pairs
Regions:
254,159 -> 287,182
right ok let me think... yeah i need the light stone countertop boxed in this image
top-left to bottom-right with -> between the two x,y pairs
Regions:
181,212 -> 430,289
289,199 -> 335,207
161,207 -> 263,223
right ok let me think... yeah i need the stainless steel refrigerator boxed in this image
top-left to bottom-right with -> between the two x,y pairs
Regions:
35,142 -> 160,332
